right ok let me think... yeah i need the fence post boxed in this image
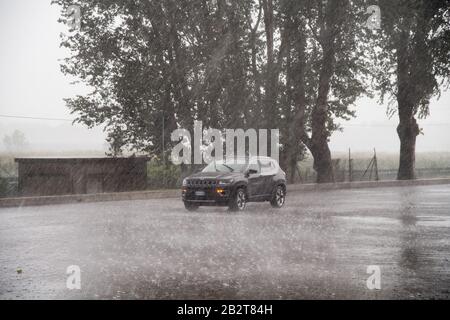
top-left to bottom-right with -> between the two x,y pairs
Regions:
374,148 -> 379,181
348,148 -> 353,182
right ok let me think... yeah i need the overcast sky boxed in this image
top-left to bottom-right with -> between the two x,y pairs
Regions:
0,0 -> 449,154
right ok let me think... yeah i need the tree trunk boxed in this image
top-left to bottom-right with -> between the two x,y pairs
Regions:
262,0 -> 276,155
397,110 -> 420,180
288,153 -> 298,183
308,17 -> 336,182
310,86 -> 334,183
396,27 -> 419,180
305,0 -> 344,184
283,12 -> 307,182
248,1 -> 263,126
309,142 -> 334,183
280,145 -> 299,184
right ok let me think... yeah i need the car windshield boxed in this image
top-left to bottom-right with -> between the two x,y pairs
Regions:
202,160 -> 248,173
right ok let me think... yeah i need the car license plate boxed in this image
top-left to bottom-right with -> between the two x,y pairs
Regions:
195,190 -> 206,197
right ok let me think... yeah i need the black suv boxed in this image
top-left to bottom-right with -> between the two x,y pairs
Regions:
182,157 -> 286,211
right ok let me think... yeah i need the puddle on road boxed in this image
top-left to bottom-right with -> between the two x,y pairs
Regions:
415,216 -> 450,228
335,216 -> 398,226
335,215 -> 450,228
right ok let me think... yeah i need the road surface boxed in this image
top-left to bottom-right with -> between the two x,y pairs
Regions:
1,184 -> 450,299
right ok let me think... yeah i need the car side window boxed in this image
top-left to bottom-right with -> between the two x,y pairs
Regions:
270,160 -> 278,169
260,160 -> 277,175
248,162 -> 260,174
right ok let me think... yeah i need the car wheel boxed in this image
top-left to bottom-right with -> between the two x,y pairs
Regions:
229,188 -> 247,211
270,185 -> 286,208
184,202 -> 199,211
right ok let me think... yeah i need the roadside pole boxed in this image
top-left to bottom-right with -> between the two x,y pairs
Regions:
348,148 -> 353,182
374,148 -> 379,181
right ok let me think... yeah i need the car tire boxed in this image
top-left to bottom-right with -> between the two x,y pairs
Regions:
184,202 -> 199,211
270,185 -> 286,208
229,187 -> 247,211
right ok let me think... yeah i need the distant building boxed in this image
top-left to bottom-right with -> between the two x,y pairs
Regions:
15,157 -> 148,197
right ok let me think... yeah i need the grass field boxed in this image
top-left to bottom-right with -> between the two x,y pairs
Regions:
298,151 -> 450,171
1,150 -> 450,176
296,151 -> 450,183
0,150 -> 449,197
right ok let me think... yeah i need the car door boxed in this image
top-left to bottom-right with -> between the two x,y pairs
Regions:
259,159 -> 277,196
247,160 -> 264,199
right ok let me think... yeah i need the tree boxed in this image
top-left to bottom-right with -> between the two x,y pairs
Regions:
373,0 -> 450,180
278,0 -> 370,183
55,0 -> 371,184
249,0 -> 369,183
3,130 -> 28,152
54,0 -> 255,162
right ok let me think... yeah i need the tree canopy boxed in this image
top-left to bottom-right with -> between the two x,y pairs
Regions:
53,0 -> 448,182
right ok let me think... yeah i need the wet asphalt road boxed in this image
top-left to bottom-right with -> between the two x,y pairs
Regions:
1,184 -> 450,300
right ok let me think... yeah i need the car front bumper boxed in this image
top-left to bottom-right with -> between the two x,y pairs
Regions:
182,186 -> 232,206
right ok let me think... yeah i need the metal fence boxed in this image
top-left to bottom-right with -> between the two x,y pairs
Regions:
296,166 -> 450,184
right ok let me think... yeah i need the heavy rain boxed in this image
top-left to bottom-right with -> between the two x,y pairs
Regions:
1,0 -> 450,303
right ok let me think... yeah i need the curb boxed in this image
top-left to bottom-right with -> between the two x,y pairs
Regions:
1,178 -> 450,209
0,189 -> 179,208
287,177 -> 450,192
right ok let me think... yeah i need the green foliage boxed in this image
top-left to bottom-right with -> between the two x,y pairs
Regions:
371,0 -> 450,118
0,157 -> 17,197
53,0 -> 378,174
147,162 -> 182,189
53,0 -> 258,157
0,177 -> 8,197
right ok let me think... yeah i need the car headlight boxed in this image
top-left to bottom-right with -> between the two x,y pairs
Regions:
182,178 -> 188,187
218,179 -> 234,186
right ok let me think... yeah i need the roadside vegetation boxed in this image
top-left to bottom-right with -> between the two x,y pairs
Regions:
52,0 -> 450,183
297,151 -> 450,183
4,151 -> 449,197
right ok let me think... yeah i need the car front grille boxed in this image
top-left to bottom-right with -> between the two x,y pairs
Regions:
187,179 -> 217,188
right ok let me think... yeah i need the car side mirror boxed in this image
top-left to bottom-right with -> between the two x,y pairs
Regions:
246,169 -> 258,177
